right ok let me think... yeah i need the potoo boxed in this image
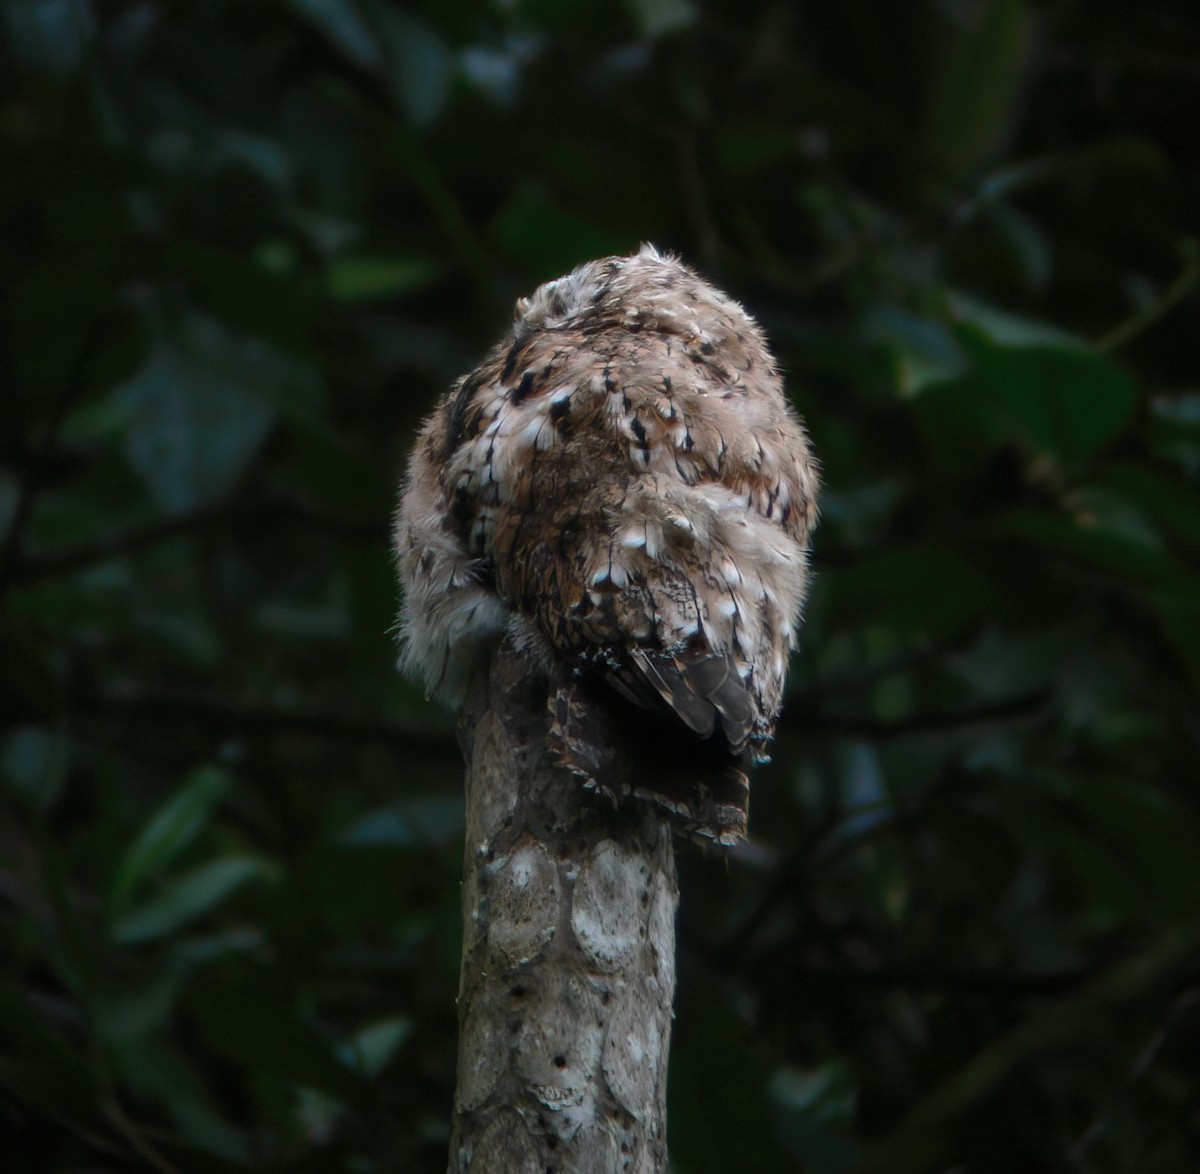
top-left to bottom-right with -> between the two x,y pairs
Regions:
395,246 -> 818,842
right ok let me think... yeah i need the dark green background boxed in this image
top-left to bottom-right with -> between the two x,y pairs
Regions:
2,1 -> 1199,1169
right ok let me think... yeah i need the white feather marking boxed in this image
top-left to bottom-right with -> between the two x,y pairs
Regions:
516,416 -> 544,448
644,522 -> 663,560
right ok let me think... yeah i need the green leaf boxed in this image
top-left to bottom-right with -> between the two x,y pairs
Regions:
0,631 -> 59,725
493,182 -> 630,277
110,765 -> 232,915
822,544 -> 1002,639
2,725 -> 68,812
933,326 -> 1139,470
772,1062 -> 860,1171
114,314 -> 281,514
288,0 -> 382,71
341,799 -> 463,847
168,1095 -> 251,1163
6,255 -> 111,399
625,0 -> 696,39
997,507 -> 1175,585
275,416 -> 392,515
864,307 -> 966,396
988,203 -> 1051,289
182,966 -> 348,1087
1076,777 -> 1200,911
1101,462 -> 1200,553
327,256 -> 441,302
161,243 -> 319,356
0,471 -> 15,541
925,0 -> 1029,179
946,291 -> 1081,348
0,979 -> 103,1136
378,9 -> 453,126
337,1016 -> 413,1077
112,856 -> 269,945
295,1086 -> 346,1141
1151,585 -> 1200,688
460,42 -> 534,105
715,124 -> 797,175
1,0 -> 85,78
1146,393 -> 1200,475
107,1032 -> 252,1163
670,973 -> 790,1172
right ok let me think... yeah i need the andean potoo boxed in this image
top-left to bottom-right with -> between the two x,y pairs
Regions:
395,245 -> 818,842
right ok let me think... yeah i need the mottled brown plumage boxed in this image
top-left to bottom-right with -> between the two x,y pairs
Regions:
395,245 -> 818,841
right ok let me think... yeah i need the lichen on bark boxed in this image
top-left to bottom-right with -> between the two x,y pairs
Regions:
450,642 -> 678,1174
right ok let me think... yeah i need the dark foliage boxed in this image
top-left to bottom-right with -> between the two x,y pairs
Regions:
2,0 -> 1198,1169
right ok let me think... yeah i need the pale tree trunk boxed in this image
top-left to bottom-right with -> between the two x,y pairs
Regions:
449,640 -> 679,1173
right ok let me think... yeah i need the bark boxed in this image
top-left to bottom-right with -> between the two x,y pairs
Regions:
450,641 -> 678,1174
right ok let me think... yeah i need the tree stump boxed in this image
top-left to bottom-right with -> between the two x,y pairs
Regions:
450,641 -> 678,1174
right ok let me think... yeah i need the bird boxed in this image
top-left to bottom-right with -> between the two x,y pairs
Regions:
394,245 -> 818,843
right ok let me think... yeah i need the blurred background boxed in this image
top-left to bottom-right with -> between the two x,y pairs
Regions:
2,0 -> 1199,1170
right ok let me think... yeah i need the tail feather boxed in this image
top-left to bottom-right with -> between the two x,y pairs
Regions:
547,670 -> 751,845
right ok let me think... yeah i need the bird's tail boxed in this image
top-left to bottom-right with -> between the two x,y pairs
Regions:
547,671 -> 751,845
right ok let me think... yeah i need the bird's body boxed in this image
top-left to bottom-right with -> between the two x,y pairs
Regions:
395,246 -> 818,841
